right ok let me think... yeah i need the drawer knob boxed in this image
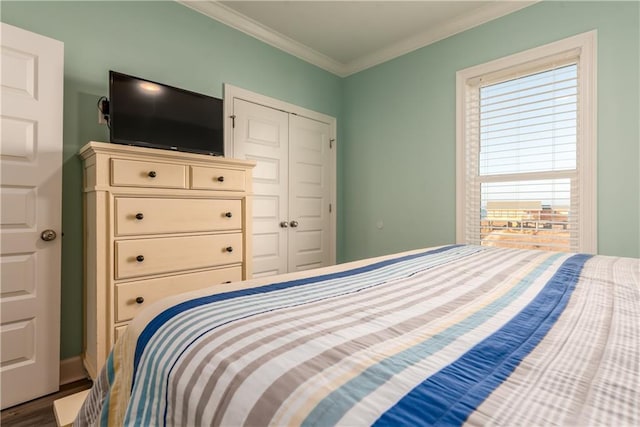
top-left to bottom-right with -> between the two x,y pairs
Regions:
222,280 -> 232,284
225,212 -> 233,218
217,176 -> 225,182
136,255 -> 145,262
148,171 -> 157,178
135,213 -> 144,220
135,296 -> 144,304
225,246 -> 233,253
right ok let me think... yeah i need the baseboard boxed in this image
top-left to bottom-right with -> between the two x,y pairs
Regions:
59,356 -> 88,385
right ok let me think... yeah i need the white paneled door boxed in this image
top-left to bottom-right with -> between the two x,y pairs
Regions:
230,97 -> 335,277
232,99 -> 289,277
288,115 -> 332,272
0,23 -> 63,409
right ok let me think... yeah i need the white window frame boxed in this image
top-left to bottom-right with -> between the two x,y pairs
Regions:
456,31 -> 597,253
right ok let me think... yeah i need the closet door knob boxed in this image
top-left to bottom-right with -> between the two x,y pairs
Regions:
217,176 -> 225,182
225,246 -> 233,253
135,296 -> 144,304
41,229 -> 57,241
225,212 -> 233,218
280,221 -> 289,228
135,213 -> 144,220
290,220 -> 299,228
148,171 -> 157,178
136,255 -> 145,262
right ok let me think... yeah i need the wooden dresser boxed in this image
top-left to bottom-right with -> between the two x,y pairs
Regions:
79,141 -> 254,379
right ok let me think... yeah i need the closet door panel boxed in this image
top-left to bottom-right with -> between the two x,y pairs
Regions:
288,115 -> 332,272
233,99 -> 288,277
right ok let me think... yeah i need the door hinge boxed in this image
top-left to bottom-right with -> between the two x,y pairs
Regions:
329,203 -> 332,213
230,114 -> 236,128
329,138 -> 335,149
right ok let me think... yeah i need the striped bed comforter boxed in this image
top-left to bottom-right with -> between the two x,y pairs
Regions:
76,245 -> 639,426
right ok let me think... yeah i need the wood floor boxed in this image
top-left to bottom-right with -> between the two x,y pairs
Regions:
1,379 -> 92,427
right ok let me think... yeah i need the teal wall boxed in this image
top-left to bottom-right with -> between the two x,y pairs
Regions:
341,1 -> 640,261
2,1 -> 639,361
1,1 -> 343,359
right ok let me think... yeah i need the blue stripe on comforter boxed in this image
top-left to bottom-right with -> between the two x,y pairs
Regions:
373,253 -> 591,427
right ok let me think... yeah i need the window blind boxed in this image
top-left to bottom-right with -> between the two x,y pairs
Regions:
464,62 -> 581,252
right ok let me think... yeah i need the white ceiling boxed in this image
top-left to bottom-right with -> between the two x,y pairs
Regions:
178,1 -> 536,77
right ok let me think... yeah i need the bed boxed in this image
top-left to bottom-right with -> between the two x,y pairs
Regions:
75,245 -> 639,426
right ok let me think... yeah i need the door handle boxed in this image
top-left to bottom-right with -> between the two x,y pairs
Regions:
280,221 -> 289,228
41,229 -> 57,241
289,220 -> 299,228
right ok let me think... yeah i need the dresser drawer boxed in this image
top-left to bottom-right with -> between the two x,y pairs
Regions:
115,266 -> 242,322
115,233 -> 243,279
111,159 -> 186,188
115,198 -> 242,236
191,166 -> 246,191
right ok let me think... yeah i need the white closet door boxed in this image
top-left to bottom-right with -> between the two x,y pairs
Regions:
232,99 -> 289,277
0,23 -> 63,409
288,115 -> 333,272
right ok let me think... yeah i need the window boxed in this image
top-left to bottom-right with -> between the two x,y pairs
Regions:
456,32 -> 596,253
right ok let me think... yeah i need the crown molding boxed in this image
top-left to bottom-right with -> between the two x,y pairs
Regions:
344,1 -> 538,76
178,0 -> 349,76
177,0 -> 537,78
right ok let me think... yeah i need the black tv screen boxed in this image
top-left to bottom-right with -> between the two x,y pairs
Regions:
109,71 -> 224,156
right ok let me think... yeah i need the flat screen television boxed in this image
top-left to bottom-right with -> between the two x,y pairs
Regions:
108,71 -> 224,156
